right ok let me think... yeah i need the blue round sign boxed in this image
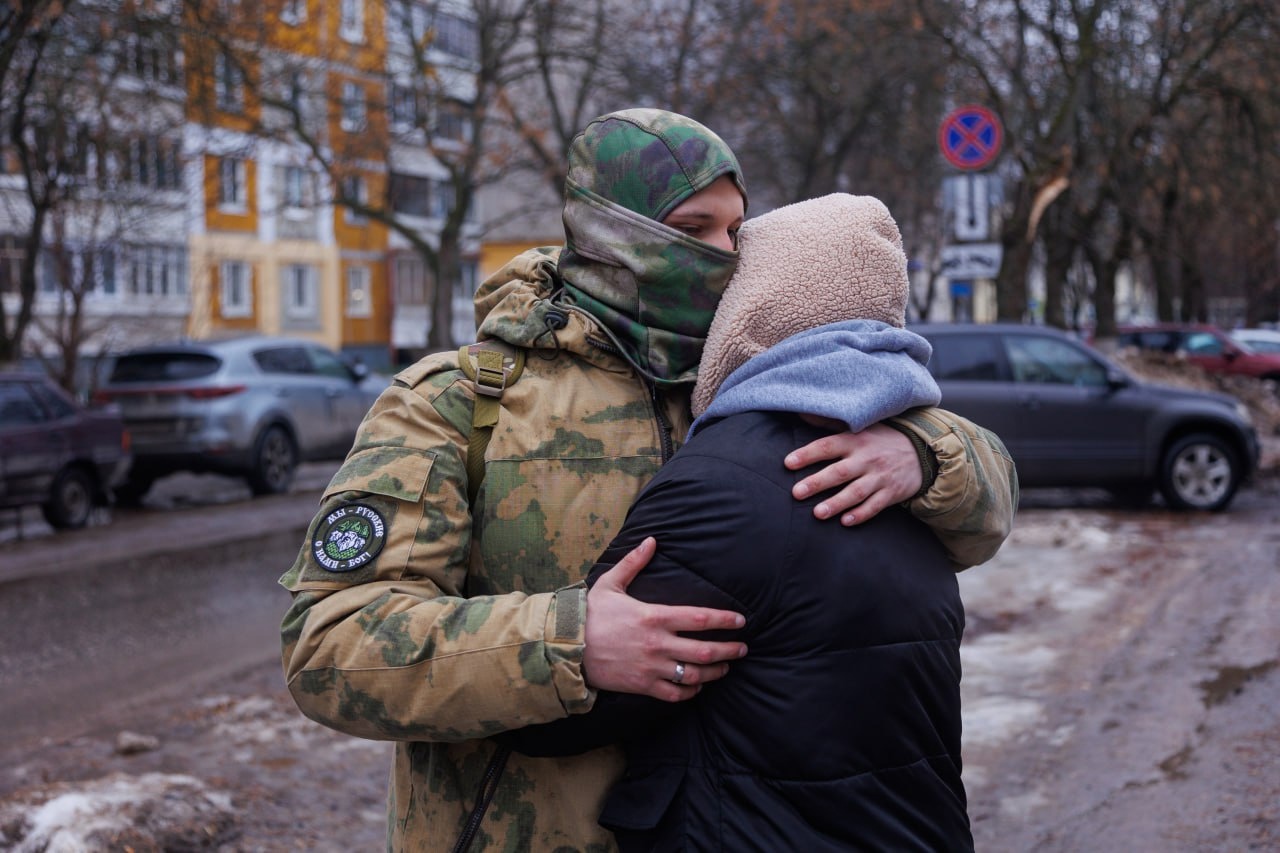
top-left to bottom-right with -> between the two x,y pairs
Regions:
938,105 -> 1003,171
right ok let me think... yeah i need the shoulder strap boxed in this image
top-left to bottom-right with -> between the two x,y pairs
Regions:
457,341 -> 526,505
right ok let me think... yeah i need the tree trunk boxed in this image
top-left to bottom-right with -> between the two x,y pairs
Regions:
1041,211 -> 1072,329
428,231 -> 461,352
996,236 -> 1032,322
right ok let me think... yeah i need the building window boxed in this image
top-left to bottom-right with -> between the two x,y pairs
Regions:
282,165 -> 305,209
220,260 -> 252,317
120,26 -> 181,86
283,263 -> 318,320
218,157 -> 246,210
430,179 -> 475,222
339,0 -> 364,43
435,100 -> 472,143
127,137 -> 182,190
98,248 -> 116,296
345,265 -> 371,317
214,50 -> 244,113
340,81 -> 366,132
430,11 -> 478,61
280,0 -> 306,26
129,245 -> 187,298
389,172 -> 431,218
0,236 -> 25,296
395,254 -> 427,306
341,174 -> 367,225
390,83 -> 418,132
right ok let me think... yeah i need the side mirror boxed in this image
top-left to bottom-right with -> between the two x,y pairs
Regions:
1106,368 -> 1131,390
350,362 -> 370,381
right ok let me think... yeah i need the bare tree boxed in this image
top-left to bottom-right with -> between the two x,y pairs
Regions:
184,0 -> 542,352
0,0 -> 72,364
2,1 -> 187,386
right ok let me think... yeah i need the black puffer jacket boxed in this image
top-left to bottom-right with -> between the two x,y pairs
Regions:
504,410 -> 972,852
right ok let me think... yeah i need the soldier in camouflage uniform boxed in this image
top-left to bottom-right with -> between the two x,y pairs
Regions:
280,109 -> 1017,851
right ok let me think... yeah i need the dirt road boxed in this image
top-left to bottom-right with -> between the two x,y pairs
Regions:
1,473 -> 1277,851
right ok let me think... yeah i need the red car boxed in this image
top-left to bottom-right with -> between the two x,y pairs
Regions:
0,372 -> 131,529
1115,324 -> 1280,384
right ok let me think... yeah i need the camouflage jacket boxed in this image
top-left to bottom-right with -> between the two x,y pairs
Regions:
280,248 -> 1017,852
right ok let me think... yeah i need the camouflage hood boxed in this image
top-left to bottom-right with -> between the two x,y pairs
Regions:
556,108 -> 748,386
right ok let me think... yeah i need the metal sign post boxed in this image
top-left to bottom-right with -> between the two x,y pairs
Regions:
938,105 -> 1004,321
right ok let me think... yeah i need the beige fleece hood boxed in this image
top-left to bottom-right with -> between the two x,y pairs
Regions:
692,193 -> 910,417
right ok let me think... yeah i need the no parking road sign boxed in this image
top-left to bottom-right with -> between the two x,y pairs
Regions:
938,105 -> 1003,171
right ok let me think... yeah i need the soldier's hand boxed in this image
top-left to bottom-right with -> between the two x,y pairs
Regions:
786,422 -> 922,526
583,537 -> 747,703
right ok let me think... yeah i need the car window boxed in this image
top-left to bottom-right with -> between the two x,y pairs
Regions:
1004,336 -> 1108,386
307,347 -> 354,381
254,346 -> 313,375
1241,337 -> 1280,354
1125,331 -> 1178,353
1183,332 -> 1223,355
28,381 -> 76,419
110,353 -> 222,382
928,336 -> 1002,380
0,382 -> 47,427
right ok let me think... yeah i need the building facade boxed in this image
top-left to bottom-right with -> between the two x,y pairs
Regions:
0,0 -> 480,379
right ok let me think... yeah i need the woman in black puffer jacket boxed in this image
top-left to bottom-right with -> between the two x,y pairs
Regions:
501,194 -> 985,852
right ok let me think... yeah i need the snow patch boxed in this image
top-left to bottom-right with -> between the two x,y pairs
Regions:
999,787 -> 1051,819
0,772 -> 236,852
961,696 -> 1045,748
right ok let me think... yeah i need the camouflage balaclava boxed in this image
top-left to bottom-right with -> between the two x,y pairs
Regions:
558,108 -> 748,386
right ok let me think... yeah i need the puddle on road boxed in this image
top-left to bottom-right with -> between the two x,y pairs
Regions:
1197,660 -> 1278,708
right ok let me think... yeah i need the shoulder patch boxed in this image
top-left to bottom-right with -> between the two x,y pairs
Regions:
311,503 -> 388,572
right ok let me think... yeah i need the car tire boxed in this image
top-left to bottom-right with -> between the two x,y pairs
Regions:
247,424 -> 297,496
1158,433 -> 1241,512
42,466 -> 96,530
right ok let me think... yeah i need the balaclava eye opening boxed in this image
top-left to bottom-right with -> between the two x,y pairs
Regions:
557,108 -> 748,386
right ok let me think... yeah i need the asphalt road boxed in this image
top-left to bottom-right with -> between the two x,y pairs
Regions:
0,466 -> 330,752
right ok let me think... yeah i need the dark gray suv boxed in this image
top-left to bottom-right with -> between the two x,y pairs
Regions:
95,336 -> 384,502
913,323 -> 1260,511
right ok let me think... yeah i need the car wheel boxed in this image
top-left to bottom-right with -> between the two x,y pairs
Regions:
1158,433 -> 1241,512
42,466 -> 96,529
247,424 -> 297,496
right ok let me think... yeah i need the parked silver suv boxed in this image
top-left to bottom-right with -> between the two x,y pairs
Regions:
95,336 -> 384,502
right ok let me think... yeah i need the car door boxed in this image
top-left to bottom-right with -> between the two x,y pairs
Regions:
306,345 -> 369,456
252,346 -> 332,458
996,332 -> 1149,484
1179,330 -> 1238,376
0,379 -> 65,504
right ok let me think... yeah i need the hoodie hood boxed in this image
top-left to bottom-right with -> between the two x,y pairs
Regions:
692,193 -> 918,416
688,193 -> 939,436
557,108 -> 747,386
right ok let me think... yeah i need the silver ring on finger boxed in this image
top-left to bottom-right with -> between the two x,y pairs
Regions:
671,661 -> 687,685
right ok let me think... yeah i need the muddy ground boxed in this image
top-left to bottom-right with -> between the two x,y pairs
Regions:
2,475 -> 1277,852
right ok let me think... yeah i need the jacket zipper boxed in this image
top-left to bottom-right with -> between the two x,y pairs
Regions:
649,380 -> 674,463
588,336 -> 674,463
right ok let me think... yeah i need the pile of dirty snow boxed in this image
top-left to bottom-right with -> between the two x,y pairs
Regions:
0,772 -> 237,851
1112,348 -> 1280,474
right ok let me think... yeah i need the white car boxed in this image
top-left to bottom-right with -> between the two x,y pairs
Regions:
1230,327 -> 1280,355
